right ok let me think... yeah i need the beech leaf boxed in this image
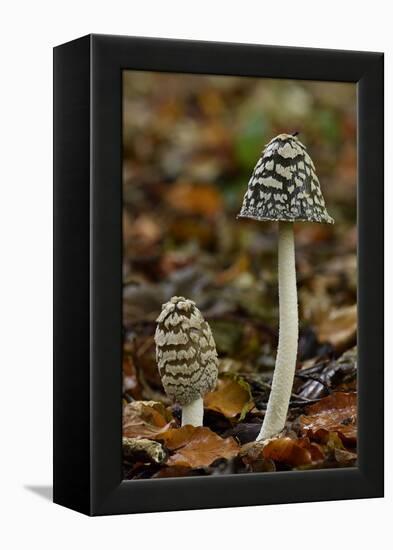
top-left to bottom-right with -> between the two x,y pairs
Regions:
262,437 -> 325,467
123,401 -> 174,439
204,376 -> 254,420
241,437 -> 324,468
300,391 -> 357,445
155,425 -> 239,468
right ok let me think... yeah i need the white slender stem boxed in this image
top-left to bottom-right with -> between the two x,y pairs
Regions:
257,221 -> 298,441
181,397 -> 204,427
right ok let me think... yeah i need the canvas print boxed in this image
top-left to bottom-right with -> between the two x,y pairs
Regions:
122,71 -> 357,479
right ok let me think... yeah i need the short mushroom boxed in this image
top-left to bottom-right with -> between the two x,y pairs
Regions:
154,296 -> 218,427
238,133 -> 334,441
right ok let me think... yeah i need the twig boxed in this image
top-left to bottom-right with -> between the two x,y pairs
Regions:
254,379 -> 318,403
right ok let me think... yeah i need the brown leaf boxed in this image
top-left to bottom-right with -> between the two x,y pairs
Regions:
323,432 -> 357,467
240,442 -> 276,472
123,401 -> 174,439
204,376 -> 254,420
166,182 -> 223,218
316,304 -> 357,352
300,392 -> 357,445
240,437 -> 324,468
155,425 -> 239,468
262,437 -> 325,467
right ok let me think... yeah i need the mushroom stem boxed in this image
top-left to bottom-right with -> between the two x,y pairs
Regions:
181,397 -> 204,427
257,221 -> 298,441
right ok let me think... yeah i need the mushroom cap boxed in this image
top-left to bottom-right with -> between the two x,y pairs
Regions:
154,296 -> 218,406
238,133 -> 334,224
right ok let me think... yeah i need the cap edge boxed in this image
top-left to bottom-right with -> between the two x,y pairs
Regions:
237,213 -> 335,224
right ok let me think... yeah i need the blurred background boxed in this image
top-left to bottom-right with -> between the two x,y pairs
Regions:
122,71 -> 357,406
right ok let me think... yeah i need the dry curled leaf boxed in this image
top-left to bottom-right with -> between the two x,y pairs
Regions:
204,376 -> 254,420
155,425 -> 239,468
123,401 -> 174,439
300,391 -> 357,445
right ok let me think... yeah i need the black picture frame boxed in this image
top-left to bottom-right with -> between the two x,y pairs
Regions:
53,34 -> 384,516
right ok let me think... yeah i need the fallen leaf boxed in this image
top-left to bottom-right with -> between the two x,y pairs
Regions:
300,392 -> 357,445
240,437 -> 324,468
166,181 -> 223,218
204,376 -> 254,420
262,437 -> 324,467
335,346 -> 358,391
155,425 -> 239,468
240,442 -> 276,472
316,304 -> 357,352
295,347 -> 357,400
325,431 -> 347,451
323,432 -> 357,467
123,401 -> 174,439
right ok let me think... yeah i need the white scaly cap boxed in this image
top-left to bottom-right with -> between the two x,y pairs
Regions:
155,297 -> 218,407
238,133 -> 334,224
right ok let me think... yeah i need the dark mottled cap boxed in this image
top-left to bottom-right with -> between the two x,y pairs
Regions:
154,297 -> 218,406
238,134 -> 334,224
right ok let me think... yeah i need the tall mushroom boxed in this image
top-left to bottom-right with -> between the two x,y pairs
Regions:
154,296 -> 218,427
238,133 -> 334,441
